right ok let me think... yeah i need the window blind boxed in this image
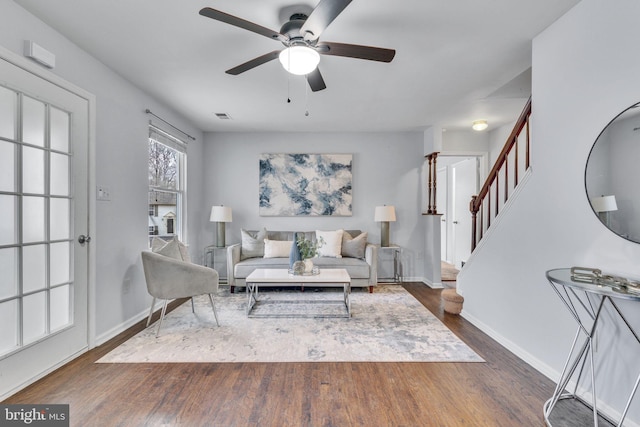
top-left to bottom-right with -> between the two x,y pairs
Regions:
149,123 -> 187,153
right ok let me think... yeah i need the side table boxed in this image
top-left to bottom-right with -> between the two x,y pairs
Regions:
378,245 -> 401,283
544,268 -> 640,426
204,245 -> 229,284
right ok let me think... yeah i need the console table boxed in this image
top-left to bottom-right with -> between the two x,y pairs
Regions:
544,268 -> 640,426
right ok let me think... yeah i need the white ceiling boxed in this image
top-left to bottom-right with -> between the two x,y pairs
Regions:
14,0 -> 579,133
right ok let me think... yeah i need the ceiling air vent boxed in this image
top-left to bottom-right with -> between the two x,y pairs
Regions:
215,113 -> 232,120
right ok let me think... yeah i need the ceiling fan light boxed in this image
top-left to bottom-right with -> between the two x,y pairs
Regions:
279,46 -> 320,75
472,120 -> 488,131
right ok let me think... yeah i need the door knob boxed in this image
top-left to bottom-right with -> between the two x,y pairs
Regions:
78,235 -> 92,244
453,221 -> 459,224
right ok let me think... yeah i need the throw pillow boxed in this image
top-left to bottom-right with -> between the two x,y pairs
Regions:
151,236 -> 167,253
316,229 -> 343,258
172,236 -> 191,262
151,236 -> 190,262
241,228 -> 267,260
342,231 -> 368,259
263,239 -> 293,258
155,238 -> 183,260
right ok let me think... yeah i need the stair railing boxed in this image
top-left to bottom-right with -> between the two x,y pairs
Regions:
470,97 -> 531,251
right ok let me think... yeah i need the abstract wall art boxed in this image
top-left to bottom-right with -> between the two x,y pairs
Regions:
259,153 -> 353,216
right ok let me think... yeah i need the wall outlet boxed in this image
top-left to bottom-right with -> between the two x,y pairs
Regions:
97,186 -> 111,201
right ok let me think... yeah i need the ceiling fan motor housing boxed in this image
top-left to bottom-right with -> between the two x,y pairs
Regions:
280,14 -> 314,46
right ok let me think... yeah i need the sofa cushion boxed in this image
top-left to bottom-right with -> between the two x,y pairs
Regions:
313,257 -> 370,278
234,257 -> 294,278
316,229 -> 343,258
241,228 -> 267,260
263,239 -> 293,258
342,231 -> 368,259
234,257 -> 370,279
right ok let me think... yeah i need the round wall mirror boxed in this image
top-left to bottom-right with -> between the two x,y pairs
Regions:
585,102 -> 640,243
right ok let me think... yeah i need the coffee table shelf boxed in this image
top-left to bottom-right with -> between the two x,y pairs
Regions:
245,268 -> 351,318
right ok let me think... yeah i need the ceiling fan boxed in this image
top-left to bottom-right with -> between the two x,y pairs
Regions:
199,0 -> 396,92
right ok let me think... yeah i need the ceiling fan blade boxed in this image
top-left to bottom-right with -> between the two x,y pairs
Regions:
300,0 -> 353,42
199,7 -> 287,43
316,42 -> 396,62
306,68 -> 327,92
226,50 -> 282,75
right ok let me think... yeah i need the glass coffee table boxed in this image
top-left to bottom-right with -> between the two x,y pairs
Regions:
245,268 -> 351,318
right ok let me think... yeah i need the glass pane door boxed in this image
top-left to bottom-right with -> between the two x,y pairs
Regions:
0,89 -> 73,355
0,53 -> 89,400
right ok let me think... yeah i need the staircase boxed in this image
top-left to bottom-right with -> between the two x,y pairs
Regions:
470,97 -> 532,251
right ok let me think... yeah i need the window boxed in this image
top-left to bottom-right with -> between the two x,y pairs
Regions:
148,125 -> 186,245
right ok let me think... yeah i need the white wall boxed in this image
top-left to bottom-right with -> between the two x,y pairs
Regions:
201,132 -> 427,281
0,0 -> 204,341
459,0 -> 640,423
488,121 -> 515,166
442,129 -> 490,153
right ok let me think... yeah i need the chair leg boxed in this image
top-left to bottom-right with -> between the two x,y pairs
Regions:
208,294 -> 220,327
156,300 -> 168,338
191,297 -> 195,313
146,297 -> 156,327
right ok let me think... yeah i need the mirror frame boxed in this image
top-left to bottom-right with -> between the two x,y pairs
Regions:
585,101 -> 640,243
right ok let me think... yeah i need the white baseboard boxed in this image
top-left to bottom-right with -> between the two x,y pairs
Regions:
421,277 -> 444,289
95,301 -> 162,346
461,310 -> 640,427
0,348 -> 87,401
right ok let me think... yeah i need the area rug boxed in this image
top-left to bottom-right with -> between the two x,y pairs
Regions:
97,285 -> 483,363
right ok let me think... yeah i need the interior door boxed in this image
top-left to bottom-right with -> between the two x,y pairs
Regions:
436,167 -> 449,262
0,54 -> 89,398
451,158 -> 477,269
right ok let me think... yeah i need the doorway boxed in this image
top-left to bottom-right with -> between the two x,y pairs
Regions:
0,50 -> 92,398
438,155 -> 482,269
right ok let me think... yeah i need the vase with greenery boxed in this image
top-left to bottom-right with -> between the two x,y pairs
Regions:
296,235 -> 324,273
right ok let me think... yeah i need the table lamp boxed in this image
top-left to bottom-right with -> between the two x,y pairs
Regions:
210,205 -> 232,247
591,195 -> 617,228
375,205 -> 396,247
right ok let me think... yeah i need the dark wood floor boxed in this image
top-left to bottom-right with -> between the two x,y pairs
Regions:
4,283 -> 558,426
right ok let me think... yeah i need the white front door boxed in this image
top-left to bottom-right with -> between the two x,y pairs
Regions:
0,53 -> 90,398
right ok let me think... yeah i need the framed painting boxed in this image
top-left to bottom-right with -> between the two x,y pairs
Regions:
259,153 -> 352,216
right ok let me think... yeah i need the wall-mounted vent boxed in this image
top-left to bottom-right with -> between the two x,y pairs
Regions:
215,113 -> 232,120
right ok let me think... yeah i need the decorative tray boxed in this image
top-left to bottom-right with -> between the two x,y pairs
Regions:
288,266 -> 320,276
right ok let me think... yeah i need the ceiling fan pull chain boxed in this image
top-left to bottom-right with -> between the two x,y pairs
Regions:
305,76 -> 310,117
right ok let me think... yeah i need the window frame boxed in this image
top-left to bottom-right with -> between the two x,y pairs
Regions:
148,125 -> 187,246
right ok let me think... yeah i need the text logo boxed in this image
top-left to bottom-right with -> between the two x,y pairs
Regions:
1,405 -> 69,426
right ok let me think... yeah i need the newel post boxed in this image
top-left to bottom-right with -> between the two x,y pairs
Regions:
470,195 -> 478,252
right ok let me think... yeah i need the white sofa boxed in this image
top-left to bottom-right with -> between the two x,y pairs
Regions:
226,230 -> 378,293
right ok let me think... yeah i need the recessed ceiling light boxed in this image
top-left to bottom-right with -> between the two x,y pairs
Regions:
472,120 -> 488,131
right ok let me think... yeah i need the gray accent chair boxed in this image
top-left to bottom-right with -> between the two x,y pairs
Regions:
141,251 -> 220,337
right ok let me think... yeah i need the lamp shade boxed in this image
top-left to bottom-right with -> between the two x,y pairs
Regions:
374,205 -> 396,222
279,46 -> 320,76
591,195 -> 617,213
210,205 -> 232,222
